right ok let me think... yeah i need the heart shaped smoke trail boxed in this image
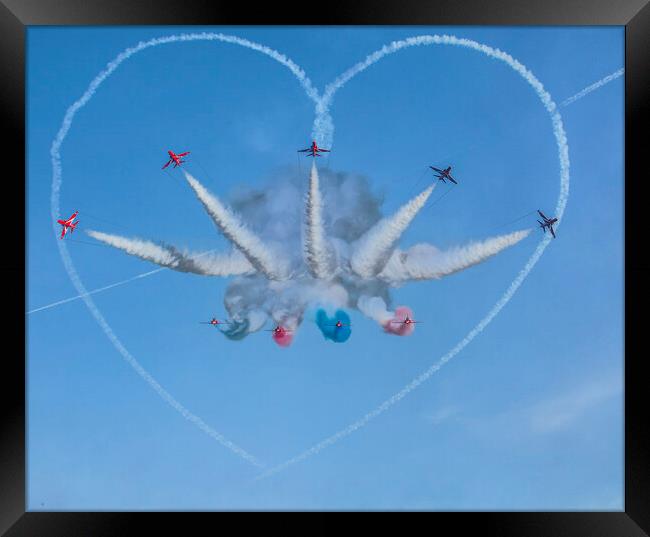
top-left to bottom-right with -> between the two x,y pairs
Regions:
87,163 -> 530,342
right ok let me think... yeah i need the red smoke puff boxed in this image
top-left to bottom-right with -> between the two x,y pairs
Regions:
272,329 -> 294,347
382,306 -> 415,336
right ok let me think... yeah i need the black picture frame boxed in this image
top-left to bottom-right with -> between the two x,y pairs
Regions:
5,0 -> 647,532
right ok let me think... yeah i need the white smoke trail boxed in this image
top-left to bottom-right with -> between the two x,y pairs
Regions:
350,184 -> 435,278
86,229 -> 255,276
261,34 -> 571,479
49,32 -> 317,468
183,171 -> 288,280
561,68 -> 624,107
379,229 -> 532,282
303,162 -> 331,279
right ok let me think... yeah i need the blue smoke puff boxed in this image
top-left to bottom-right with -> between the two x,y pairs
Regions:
316,309 -> 351,343
220,318 -> 250,341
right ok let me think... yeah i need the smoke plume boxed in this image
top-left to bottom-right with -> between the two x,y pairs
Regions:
315,308 -> 352,343
383,306 -> 416,336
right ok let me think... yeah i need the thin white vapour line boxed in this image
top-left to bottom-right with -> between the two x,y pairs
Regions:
561,68 -> 624,107
49,33 -> 316,468
259,34 -> 571,480
26,267 -> 164,314
27,246 -> 223,315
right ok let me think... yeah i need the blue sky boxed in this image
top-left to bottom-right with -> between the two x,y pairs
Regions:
27,26 -> 623,510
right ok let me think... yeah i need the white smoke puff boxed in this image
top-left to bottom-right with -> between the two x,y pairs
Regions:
245,309 -> 268,332
229,179 -> 304,276
350,184 -> 435,278
305,280 -> 349,308
269,278 -> 348,314
323,171 -> 384,243
357,295 -> 393,324
270,310 -> 302,330
230,177 -> 302,240
378,229 -> 532,282
267,283 -> 308,325
266,278 -> 346,320
224,276 -> 273,317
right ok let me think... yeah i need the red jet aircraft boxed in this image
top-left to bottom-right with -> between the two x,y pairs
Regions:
265,325 -> 294,336
162,150 -> 190,169
298,140 -> 330,158
429,165 -> 458,184
390,315 -> 421,326
56,211 -> 79,239
199,317 -> 233,327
